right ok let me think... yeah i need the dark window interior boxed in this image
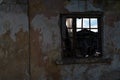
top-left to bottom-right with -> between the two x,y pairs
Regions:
60,12 -> 103,59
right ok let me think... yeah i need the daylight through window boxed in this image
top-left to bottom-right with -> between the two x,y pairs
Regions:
60,12 -> 103,58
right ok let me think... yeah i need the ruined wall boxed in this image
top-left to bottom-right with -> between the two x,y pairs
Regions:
29,0 -> 120,80
0,0 -> 29,80
0,0 -> 120,80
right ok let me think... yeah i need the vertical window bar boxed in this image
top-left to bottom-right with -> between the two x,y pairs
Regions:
98,17 -> 102,56
89,18 -> 91,30
72,18 -> 76,55
81,18 -> 83,29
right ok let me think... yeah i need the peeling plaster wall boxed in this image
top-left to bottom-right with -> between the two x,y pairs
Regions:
0,0 -> 120,80
0,0 -> 29,80
29,0 -> 120,80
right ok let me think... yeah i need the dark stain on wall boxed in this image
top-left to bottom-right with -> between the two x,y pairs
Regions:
92,0 -> 120,11
30,27 -> 61,80
0,28 -> 29,80
105,12 -> 120,27
30,27 -> 43,67
29,0 -> 69,19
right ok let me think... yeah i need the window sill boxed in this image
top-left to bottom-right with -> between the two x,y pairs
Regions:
55,57 -> 112,65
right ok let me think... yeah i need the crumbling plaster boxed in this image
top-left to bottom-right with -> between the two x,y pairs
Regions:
30,0 -> 120,80
0,0 -> 29,80
0,0 -> 120,80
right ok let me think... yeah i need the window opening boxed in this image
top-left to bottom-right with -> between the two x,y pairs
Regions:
60,12 -> 103,58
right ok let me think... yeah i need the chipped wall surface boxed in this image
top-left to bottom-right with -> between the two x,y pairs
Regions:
0,0 -> 29,80
0,0 -> 120,80
29,0 -> 120,80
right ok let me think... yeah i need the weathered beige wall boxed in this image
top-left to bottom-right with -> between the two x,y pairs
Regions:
0,0 -> 120,80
